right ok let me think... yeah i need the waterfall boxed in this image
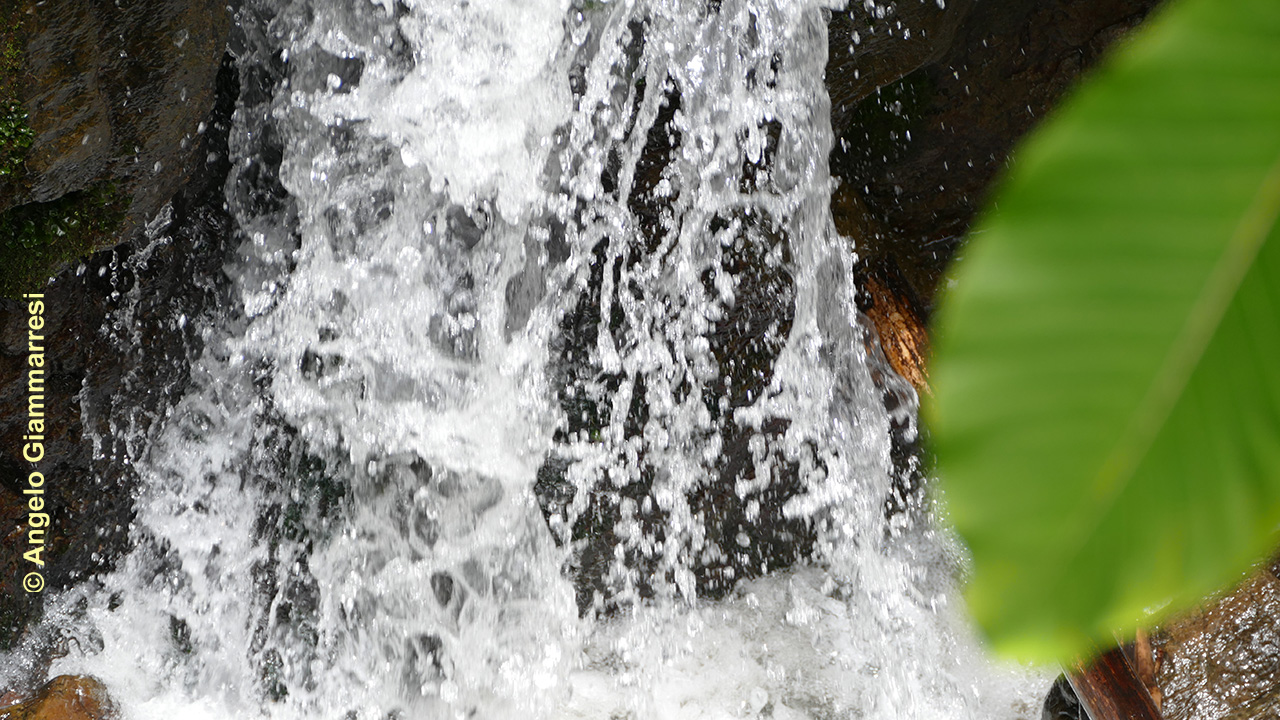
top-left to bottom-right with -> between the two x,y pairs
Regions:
5,0 -> 1050,717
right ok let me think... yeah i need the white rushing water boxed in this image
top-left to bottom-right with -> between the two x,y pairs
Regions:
8,0 -> 1051,717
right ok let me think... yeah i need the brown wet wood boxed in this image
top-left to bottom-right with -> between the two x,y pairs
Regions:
1132,629 -> 1163,712
862,274 -> 931,396
1069,646 -> 1164,720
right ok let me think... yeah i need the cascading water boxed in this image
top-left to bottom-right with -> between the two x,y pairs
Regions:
4,0 -> 1051,717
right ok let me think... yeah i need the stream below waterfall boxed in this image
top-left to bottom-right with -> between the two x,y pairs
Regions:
4,0 -> 1052,717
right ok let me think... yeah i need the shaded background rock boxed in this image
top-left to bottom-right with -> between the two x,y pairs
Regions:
0,0 -> 231,295
829,0 -> 1164,390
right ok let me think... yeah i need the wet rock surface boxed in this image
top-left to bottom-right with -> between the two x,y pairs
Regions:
532,0 -> 1172,614
0,55 -> 238,660
1041,675 -> 1086,720
0,0 -> 1178,685
1151,559 -> 1280,720
535,62 -> 820,613
0,675 -> 116,720
0,0 -> 231,294
829,0 -> 1165,388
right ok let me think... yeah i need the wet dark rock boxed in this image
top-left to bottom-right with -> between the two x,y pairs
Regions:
536,63 -> 816,614
287,47 -> 364,95
403,633 -> 445,689
247,413 -> 349,704
0,53 -> 239,658
427,273 -> 479,361
535,0 -> 1169,615
0,0 -> 232,295
0,0 -> 1173,677
0,14 -> 239,666
828,0 -> 1164,388
1150,560 -> 1280,720
503,216 -> 567,340
825,0 -> 1166,543
430,572 -> 454,607
446,205 -> 488,251
827,0 -> 976,119
1042,674 -> 1086,720
168,615 -> 194,656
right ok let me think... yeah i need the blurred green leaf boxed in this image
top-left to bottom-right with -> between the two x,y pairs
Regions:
927,0 -> 1280,662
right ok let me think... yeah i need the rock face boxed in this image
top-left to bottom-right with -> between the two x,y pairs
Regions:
531,0 -> 1171,614
1152,559 -> 1280,720
1041,675 -> 1086,720
0,676 -> 116,720
535,52 -> 819,613
0,0 -> 231,295
829,0 -> 1164,389
0,51 -> 237,664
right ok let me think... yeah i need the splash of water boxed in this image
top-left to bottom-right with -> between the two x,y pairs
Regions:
9,0 -> 1050,717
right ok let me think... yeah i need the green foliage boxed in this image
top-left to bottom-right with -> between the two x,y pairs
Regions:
0,99 -> 33,177
0,4 -> 31,179
926,0 -> 1280,662
0,184 -> 129,297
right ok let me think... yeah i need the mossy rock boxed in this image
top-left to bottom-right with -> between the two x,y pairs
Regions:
0,0 -> 230,296
0,184 -> 128,298
0,2 -> 33,181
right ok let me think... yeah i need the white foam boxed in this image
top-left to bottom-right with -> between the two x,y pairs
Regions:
13,0 -> 1056,717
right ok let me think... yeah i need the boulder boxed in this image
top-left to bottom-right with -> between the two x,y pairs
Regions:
534,0 -> 1172,614
0,676 -> 116,720
1150,559 -> 1280,720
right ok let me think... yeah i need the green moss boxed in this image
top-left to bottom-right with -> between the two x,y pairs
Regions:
0,100 -> 32,177
0,7 -> 128,297
0,3 -> 31,180
0,184 -> 130,297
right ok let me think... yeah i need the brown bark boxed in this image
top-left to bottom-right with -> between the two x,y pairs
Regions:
1069,646 -> 1164,720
